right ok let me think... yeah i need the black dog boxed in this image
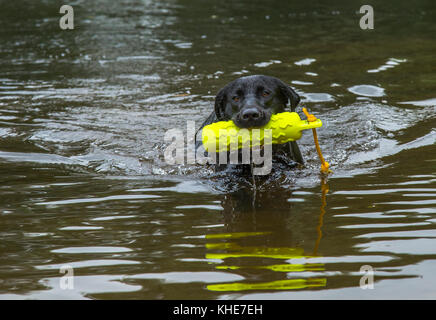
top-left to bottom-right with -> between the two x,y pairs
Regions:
196,75 -> 304,171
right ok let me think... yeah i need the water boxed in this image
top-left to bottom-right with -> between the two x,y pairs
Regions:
0,0 -> 435,299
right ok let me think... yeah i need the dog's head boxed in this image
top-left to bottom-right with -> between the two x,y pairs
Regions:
214,75 -> 300,128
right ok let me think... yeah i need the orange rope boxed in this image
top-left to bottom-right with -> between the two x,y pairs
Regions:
302,107 -> 332,174
313,179 -> 329,256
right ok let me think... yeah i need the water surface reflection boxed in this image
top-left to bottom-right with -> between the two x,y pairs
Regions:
0,0 -> 435,299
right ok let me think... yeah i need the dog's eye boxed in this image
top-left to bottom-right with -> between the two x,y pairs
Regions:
262,91 -> 270,97
232,96 -> 240,102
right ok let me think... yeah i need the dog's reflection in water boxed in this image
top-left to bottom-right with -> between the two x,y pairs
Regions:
204,182 -> 329,292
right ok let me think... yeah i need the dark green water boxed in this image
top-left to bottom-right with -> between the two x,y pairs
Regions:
0,0 -> 435,299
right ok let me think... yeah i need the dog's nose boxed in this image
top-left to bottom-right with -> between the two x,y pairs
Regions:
241,108 -> 261,121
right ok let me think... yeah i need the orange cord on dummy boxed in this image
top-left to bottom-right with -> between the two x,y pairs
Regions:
302,107 -> 332,175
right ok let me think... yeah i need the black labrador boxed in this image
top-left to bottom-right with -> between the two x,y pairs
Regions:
196,75 -> 304,172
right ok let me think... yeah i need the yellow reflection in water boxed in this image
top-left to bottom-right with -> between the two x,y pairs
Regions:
205,181 -> 330,292
216,263 -> 324,272
206,242 -> 306,260
205,231 -> 271,239
206,243 -> 326,291
207,278 -> 327,291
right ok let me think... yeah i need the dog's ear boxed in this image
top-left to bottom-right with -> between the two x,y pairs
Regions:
214,87 -> 229,120
275,80 -> 300,111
